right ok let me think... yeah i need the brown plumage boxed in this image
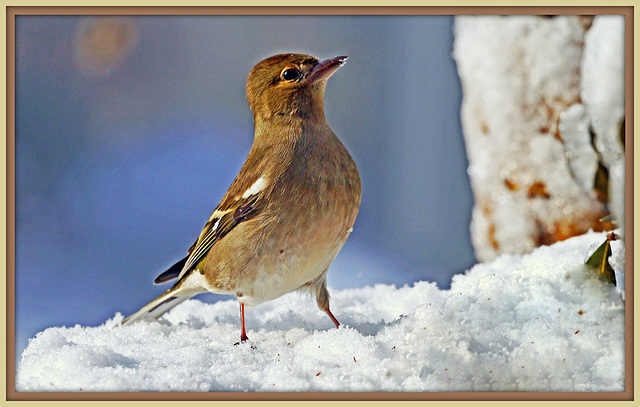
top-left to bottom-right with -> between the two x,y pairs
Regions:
121,53 -> 361,343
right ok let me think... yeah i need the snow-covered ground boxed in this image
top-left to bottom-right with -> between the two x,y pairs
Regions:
16,231 -> 625,392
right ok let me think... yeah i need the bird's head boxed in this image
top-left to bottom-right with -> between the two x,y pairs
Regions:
245,53 -> 347,122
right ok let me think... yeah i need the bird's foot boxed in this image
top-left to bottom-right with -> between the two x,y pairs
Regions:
233,340 -> 256,350
234,333 -> 249,346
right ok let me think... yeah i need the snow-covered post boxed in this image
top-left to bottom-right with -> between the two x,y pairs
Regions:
454,16 -> 621,262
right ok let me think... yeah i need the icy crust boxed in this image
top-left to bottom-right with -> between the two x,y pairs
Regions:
454,16 -> 609,261
16,231 -> 624,392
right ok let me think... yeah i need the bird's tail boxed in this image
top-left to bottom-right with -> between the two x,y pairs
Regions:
121,273 -> 206,326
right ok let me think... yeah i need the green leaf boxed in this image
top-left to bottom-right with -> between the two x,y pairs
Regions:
585,237 -> 617,285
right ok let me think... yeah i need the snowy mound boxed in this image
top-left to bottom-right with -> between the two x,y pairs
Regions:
16,231 -> 625,392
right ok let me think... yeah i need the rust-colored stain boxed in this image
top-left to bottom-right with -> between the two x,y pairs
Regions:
480,120 -> 490,135
527,182 -> 551,199
552,219 -> 582,242
534,219 -> 555,247
504,178 -> 518,191
535,214 -> 614,248
488,223 -> 499,250
481,201 -> 492,217
475,107 -> 490,135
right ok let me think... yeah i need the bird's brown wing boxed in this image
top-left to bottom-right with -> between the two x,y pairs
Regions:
152,191 -> 262,285
173,191 -> 262,283
153,145 -> 270,286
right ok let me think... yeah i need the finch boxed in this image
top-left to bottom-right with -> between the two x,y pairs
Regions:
122,53 -> 361,343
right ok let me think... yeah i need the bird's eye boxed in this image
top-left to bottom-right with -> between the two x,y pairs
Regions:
281,68 -> 300,81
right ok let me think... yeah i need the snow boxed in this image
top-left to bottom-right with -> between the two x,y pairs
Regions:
16,231 -> 625,392
581,15 -> 626,237
558,104 -> 598,193
581,15 -> 625,165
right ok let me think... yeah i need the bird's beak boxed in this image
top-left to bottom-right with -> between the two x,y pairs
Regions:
308,56 -> 348,84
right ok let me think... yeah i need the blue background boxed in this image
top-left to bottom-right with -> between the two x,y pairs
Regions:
14,15 -> 474,360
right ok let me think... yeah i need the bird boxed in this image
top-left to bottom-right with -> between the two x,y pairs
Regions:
121,53 -> 361,344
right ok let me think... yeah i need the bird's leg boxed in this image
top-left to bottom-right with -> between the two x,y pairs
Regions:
234,302 -> 249,345
315,278 -> 340,328
325,308 -> 340,328
239,302 -> 249,342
